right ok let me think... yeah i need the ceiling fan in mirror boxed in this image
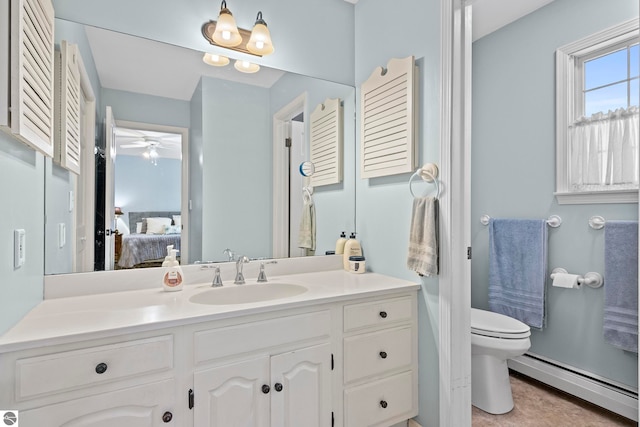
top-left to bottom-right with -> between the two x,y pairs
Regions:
115,128 -> 182,165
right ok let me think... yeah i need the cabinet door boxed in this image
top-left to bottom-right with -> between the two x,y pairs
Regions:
270,343 -> 332,427
20,379 -> 175,427
194,356 -> 270,427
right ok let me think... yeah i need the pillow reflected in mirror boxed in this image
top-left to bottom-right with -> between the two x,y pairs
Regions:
146,217 -> 172,234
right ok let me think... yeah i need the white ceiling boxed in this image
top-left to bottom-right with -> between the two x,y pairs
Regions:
344,0 -> 554,41
471,0 -> 555,41
85,26 -> 286,102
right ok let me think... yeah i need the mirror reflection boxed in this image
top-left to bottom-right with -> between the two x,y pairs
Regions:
45,19 -> 356,275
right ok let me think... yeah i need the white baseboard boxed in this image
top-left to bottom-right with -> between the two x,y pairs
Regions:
508,354 -> 638,422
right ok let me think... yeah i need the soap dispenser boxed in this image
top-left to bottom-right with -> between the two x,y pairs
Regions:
343,232 -> 362,270
163,249 -> 184,292
162,245 -> 174,267
335,232 -> 347,255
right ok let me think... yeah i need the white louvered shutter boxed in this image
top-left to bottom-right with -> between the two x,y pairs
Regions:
55,40 -> 81,174
1,0 -> 55,157
310,98 -> 343,187
360,56 -> 417,179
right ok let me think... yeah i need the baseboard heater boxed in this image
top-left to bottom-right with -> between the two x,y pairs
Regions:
508,352 -> 638,422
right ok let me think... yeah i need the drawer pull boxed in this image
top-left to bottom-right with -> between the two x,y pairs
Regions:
262,384 -> 270,394
274,382 -> 283,392
95,362 -> 108,374
380,400 -> 388,409
379,311 -> 388,318
162,411 -> 173,423
379,351 -> 388,359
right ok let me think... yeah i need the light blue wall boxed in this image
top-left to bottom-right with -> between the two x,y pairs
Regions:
44,160 -> 75,275
354,0 -> 442,425
101,89 -> 190,129
114,156 -> 181,228
200,77 -> 272,260
0,134 -> 45,334
52,0 -> 355,86
471,0 -> 639,388
269,73 -> 356,254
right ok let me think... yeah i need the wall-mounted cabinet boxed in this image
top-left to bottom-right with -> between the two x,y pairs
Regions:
54,40 -> 81,174
0,0 -> 55,157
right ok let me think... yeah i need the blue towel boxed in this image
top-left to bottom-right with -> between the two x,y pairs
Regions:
603,221 -> 638,353
489,218 -> 548,329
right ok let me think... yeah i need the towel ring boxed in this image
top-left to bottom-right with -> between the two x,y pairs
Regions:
409,163 -> 440,199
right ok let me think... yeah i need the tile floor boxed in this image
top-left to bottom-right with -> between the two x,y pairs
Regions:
472,371 -> 638,426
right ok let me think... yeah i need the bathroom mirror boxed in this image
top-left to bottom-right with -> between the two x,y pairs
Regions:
44,19 -> 356,275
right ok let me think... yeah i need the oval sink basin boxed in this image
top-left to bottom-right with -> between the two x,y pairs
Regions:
189,283 -> 308,305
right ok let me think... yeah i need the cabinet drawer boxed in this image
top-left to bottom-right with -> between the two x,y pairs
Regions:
16,335 -> 173,400
344,296 -> 413,332
194,310 -> 330,364
345,370 -> 414,427
344,326 -> 412,383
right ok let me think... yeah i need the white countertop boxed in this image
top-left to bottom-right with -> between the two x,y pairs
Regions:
0,269 -> 419,353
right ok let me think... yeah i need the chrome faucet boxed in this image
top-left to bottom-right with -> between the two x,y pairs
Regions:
257,260 -> 278,282
234,256 -> 250,284
211,266 -> 223,287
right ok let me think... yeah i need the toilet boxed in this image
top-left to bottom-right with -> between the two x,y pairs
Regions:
471,308 -> 531,414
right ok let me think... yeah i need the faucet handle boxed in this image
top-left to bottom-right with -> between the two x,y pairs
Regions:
223,248 -> 236,262
257,260 -> 278,283
211,266 -> 223,287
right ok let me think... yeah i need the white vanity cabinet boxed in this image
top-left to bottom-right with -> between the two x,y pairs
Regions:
0,333 -> 178,426
191,310 -> 333,427
0,283 -> 418,427
342,296 -> 418,426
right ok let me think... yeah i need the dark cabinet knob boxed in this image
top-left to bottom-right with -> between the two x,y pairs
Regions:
379,311 -> 388,318
274,382 -> 283,392
262,384 -> 270,394
380,400 -> 388,409
95,362 -> 108,374
379,351 -> 388,359
162,411 -> 173,423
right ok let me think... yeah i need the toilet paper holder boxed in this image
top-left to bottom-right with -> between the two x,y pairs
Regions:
550,268 -> 604,289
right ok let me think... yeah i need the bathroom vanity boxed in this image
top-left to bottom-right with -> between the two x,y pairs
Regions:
0,267 -> 419,426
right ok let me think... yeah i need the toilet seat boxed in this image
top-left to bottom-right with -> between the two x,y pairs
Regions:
471,308 -> 531,339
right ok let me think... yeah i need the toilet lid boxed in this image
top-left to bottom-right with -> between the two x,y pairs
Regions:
471,308 -> 531,339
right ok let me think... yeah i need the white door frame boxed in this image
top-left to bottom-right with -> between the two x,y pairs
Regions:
104,107 -> 116,271
439,0 -> 472,425
272,92 -> 307,259
75,53 -> 96,272
113,120 -> 190,264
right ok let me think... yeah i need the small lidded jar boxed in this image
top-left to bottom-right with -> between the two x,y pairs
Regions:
348,256 -> 366,274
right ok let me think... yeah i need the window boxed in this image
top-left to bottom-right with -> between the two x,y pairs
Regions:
556,19 -> 639,204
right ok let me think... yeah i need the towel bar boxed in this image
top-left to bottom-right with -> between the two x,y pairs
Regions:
480,214 -> 562,228
409,163 -> 440,199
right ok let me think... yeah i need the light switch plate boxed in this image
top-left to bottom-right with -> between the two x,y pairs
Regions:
14,229 -> 25,268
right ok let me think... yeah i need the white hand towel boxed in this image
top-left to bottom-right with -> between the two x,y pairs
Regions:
407,197 -> 439,276
298,198 -> 316,252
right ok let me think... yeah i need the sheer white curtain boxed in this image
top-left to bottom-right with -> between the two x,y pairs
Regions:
570,106 -> 639,191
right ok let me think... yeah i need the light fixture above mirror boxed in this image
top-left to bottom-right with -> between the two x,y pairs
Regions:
202,1 -> 275,57
202,52 -> 230,67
